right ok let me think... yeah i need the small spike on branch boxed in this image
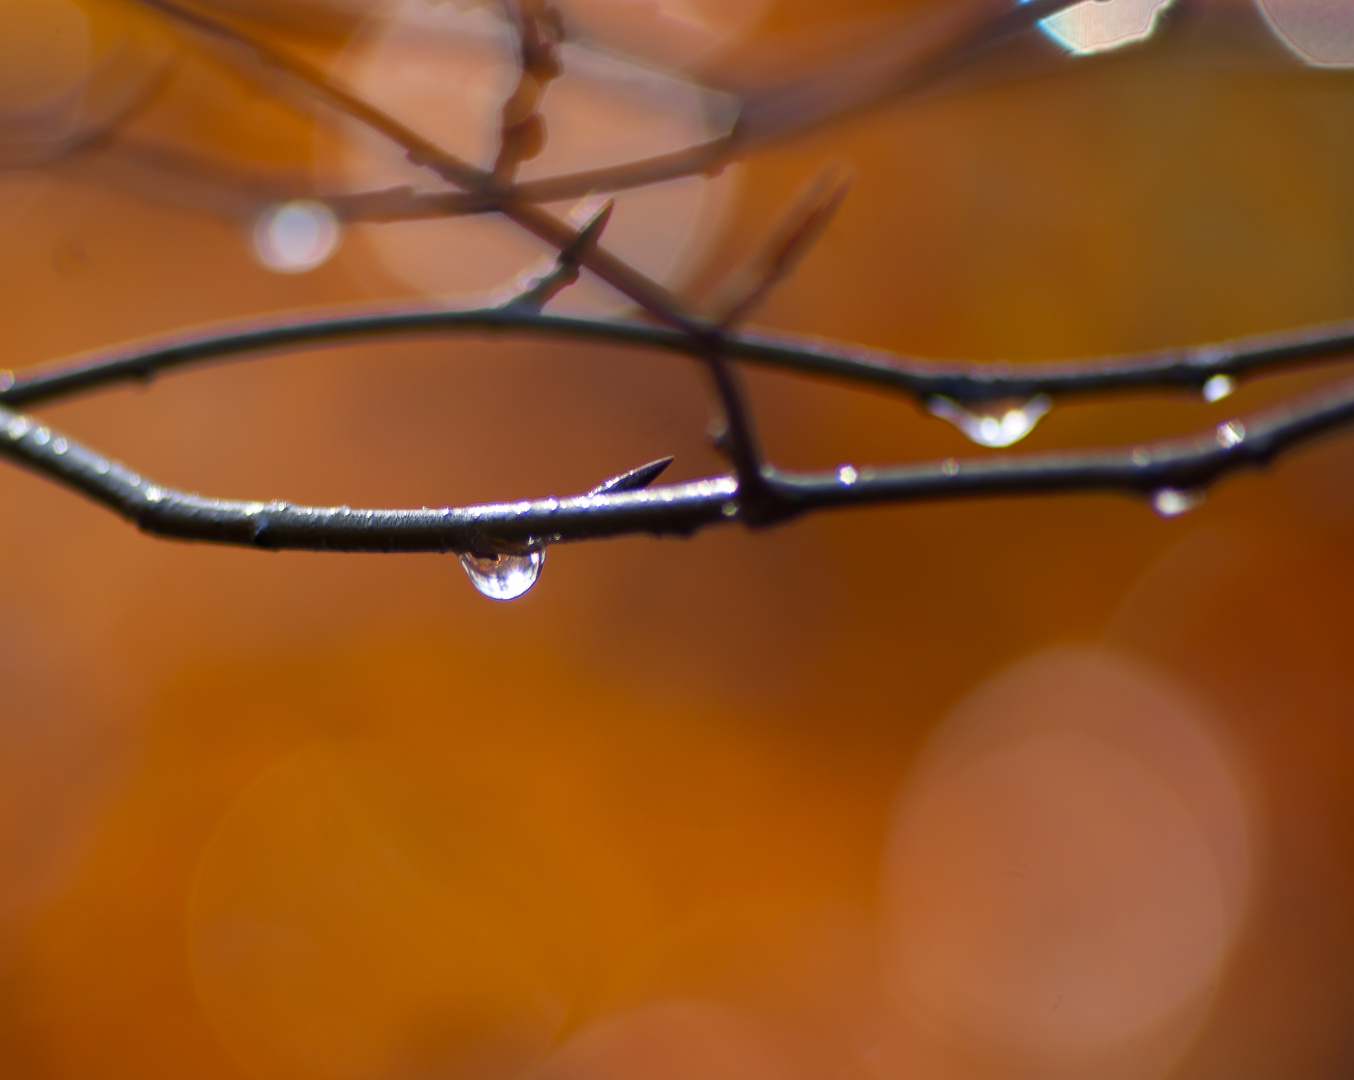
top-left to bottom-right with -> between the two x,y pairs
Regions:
6,0 -> 1354,601
502,200 -> 615,312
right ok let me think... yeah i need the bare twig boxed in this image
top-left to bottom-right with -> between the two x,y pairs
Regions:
501,200 -> 613,312
7,305 -> 1354,413
714,166 -> 854,329
1,370 -> 1349,551
4,0 -> 1350,575
491,0 -> 563,182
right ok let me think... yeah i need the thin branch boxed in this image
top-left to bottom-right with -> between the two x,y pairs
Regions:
123,0 -> 772,491
439,0 -> 1093,207
491,0 -> 563,182
2,372 -> 1350,552
714,165 -> 854,329
7,305 -> 1354,413
501,199 -> 613,312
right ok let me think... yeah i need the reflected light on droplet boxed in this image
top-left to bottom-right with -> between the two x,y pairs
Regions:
334,0 -> 739,312
1152,487 -> 1204,518
1019,0 -> 1177,56
1202,374 -> 1236,403
253,200 -> 341,273
881,647 -> 1255,1080
1256,0 -> 1354,66
1215,420 -> 1246,450
460,550 -> 545,601
926,394 -> 1052,448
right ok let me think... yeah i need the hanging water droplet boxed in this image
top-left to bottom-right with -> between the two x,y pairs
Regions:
253,200 -> 341,274
459,549 -> 544,601
1151,488 -> 1204,518
1201,374 -> 1235,403
1215,419 -> 1246,449
926,394 -> 1052,448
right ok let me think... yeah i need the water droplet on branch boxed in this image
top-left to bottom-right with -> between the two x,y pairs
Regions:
926,395 -> 1052,448
1202,374 -> 1235,403
459,550 -> 544,600
1215,420 -> 1246,449
1151,488 -> 1204,518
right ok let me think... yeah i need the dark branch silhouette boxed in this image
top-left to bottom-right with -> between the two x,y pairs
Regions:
3,0 -> 1353,588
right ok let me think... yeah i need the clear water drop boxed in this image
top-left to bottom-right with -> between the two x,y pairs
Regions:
459,549 -> 544,601
1151,488 -> 1204,518
253,200 -> 341,274
1202,374 -> 1235,403
927,394 -> 1052,448
837,464 -> 859,485
1215,419 -> 1246,449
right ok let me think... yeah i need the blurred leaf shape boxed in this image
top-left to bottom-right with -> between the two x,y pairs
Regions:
0,0 -> 177,165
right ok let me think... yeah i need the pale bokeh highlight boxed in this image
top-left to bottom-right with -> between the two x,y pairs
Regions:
332,0 -> 739,311
882,647 -> 1255,1080
1257,0 -> 1354,67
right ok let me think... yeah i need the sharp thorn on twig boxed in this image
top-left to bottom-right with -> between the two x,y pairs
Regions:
502,198 -> 614,312
586,456 -> 675,496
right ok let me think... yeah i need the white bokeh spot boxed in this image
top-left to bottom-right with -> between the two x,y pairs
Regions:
1256,0 -> 1354,67
253,200 -> 341,274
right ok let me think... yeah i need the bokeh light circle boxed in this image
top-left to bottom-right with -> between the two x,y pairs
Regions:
882,647 -> 1255,1079
1255,0 -> 1354,67
332,1 -> 739,311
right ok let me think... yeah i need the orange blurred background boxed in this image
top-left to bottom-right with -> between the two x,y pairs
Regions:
3,0 -> 1354,1077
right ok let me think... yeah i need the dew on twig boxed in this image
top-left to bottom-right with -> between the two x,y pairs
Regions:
1151,488 -> 1203,518
1202,374 -> 1236,403
253,201 -> 341,274
926,394 -> 1052,448
459,550 -> 545,600
1215,420 -> 1246,449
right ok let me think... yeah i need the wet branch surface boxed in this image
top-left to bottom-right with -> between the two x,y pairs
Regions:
4,0 -> 1354,558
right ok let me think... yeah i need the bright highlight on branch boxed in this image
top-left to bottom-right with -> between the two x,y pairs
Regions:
1019,0 -> 1177,55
